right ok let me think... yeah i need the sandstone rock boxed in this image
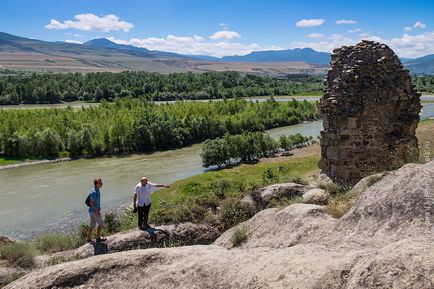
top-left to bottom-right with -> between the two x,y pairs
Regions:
0,267 -> 26,288
241,183 -> 312,210
350,172 -> 385,195
35,222 -> 220,267
7,161 -> 434,289
309,173 -> 333,187
318,41 -> 421,184
302,188 -> 330,205
214,204 -> 335,249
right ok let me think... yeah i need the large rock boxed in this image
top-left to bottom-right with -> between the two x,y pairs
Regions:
241,182 -> 312,210
35,222 -> 220,267
302,188 -> 330,205
7,161 -> 434,289
318,41 -> 421,183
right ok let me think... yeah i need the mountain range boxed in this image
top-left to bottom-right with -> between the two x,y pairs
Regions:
0,32 -> 433,75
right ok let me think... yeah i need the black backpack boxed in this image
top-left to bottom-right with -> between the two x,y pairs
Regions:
85,194 -> 91,207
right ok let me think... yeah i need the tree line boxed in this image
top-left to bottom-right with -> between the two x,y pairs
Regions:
0,98 -> 318,159
0,71 -> 323,105
201,132 -> 313,168
413,75 -> 434,93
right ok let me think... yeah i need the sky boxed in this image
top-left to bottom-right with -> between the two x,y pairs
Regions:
1,0 -> 434,58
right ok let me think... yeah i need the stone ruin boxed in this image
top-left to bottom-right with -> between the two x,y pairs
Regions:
318,40 -> 421,183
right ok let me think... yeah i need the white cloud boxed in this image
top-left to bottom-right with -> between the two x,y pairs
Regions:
336,19 -> 356,25
404,26 -> 412,32
64,40 -> 83,44
308,33 -> 325,38
209,30 -> 241,40
108,35 -> 281,57
45,13 -> 133,32
291,30 -> 434,58
349,28 -> 362,33
413,21 -> 426,29
296,18 -> 325,28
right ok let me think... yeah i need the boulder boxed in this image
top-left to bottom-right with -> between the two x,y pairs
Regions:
35,222 -> 220,267
302,188 -> 330,205
241,183 -> 312,210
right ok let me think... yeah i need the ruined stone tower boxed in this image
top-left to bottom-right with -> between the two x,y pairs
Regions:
318,40 -> 421,183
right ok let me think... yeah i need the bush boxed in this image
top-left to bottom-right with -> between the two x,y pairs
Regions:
319,182 -> 347,194
210,179 -> 231,199
231,226 -> 248,247
151,200 -> 207,225
35,233 -> 82,254
220,199 -> 255,230
104,212 -> 121,234
262,166 -> 278,185
285,174 -> 308,185
0,243 -> 38,268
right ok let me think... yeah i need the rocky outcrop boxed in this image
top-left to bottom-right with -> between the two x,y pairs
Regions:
318,41 -> 421,183
6,161 -> 434,289
34,223 -> 219,267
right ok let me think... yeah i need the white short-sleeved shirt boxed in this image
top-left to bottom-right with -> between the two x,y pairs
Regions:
135,182 -> 156,206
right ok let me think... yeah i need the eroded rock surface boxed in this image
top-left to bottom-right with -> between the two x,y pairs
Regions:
7,160 -> 434,289
318,41 -> 421,183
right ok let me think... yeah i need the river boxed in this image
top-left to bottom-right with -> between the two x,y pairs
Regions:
1,99 -> 434,239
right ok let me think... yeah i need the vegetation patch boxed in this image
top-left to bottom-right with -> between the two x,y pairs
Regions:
325,189 -> 359,219
0,242 -> 39,268
231,226 -> 248,247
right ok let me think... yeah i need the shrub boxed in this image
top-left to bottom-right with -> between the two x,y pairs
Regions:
35,233 -> 81,254
0,242 -> 38,268
286,174 -> 308,185
262,166 -> 278,185
220,199 -> 255,230
104,212 -> 121,234
319,182 -> 347,194
231,226 -> 248,247
151,200 -> 207,225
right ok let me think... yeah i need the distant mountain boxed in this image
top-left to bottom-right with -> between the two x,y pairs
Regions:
221,48 -> 331,65
0,32 -> 327,75
404,54 -> 434,75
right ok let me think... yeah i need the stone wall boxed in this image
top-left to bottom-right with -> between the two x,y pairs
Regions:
318,40 -> 421,183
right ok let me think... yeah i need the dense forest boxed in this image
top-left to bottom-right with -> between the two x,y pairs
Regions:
413,75 -> 434,93
0,71 -> 323,105
0,98 -> 317,159
201,132 -> 312,168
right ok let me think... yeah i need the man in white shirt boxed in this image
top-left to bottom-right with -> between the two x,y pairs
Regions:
133,177 -> 170,229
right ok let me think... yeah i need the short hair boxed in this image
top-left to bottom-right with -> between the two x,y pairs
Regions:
141,177 -> 148,181
94,178 -> 102,186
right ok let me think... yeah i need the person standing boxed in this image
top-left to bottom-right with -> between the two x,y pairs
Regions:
133,177 -> 170,230
86,178 -> 106,242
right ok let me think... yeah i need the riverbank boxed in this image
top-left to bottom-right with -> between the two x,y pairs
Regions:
0,158 -> 71,170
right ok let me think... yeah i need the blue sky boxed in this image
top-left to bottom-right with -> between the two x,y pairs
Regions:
1,0 -> 433,57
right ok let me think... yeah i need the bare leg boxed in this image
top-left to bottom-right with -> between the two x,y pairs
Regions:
96,226 -> 103,239
87,227 -> 93,241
